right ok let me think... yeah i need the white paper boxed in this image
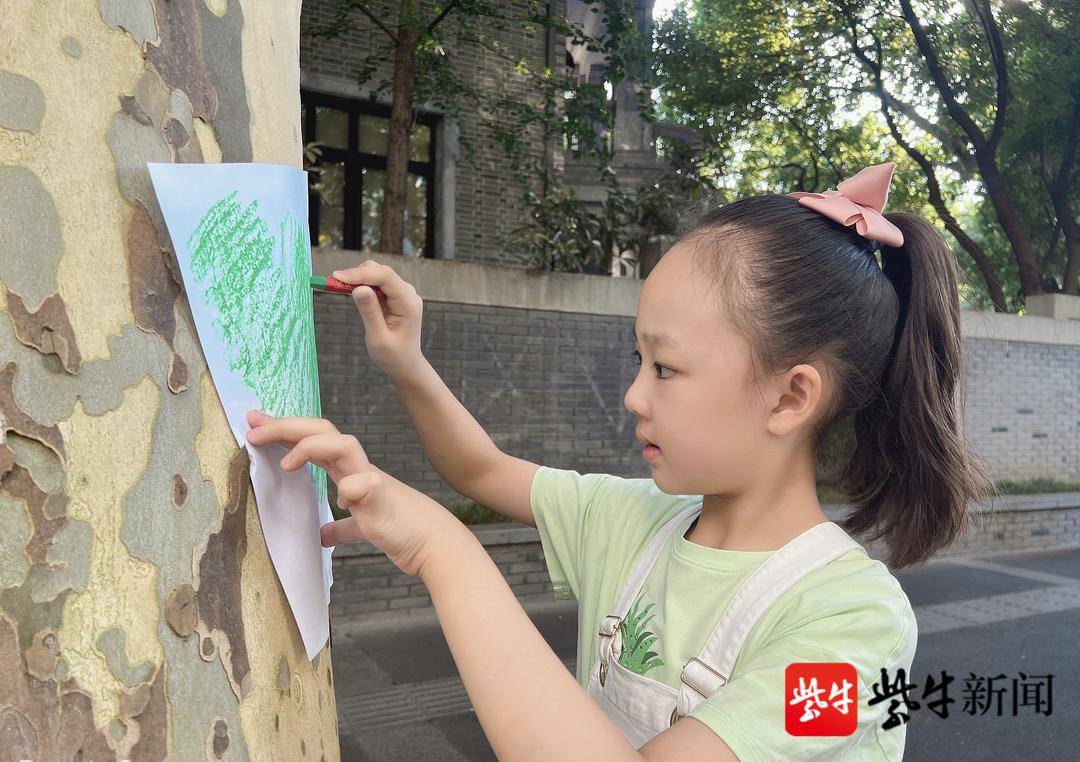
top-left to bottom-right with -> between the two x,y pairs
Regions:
148,162 -> 333,661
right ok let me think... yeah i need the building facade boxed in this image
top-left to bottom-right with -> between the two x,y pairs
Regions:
300,0 -> 675,274
301,0 -> 571,268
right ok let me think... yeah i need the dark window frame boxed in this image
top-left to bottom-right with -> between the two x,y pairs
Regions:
301,90 -> 438,257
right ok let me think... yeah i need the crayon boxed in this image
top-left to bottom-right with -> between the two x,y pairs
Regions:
310,275 -> 389,303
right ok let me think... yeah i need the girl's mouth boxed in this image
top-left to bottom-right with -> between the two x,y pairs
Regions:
643,444 -> 662,462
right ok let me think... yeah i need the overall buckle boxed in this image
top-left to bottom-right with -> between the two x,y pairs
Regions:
598,615 -> 622,687
680,657 -> 728,698
598,615 -> 622,638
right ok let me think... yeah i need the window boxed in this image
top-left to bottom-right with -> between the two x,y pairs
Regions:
301,90 -> 437,257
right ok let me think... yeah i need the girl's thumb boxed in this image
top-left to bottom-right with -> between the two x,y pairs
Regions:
352,286 -> 383,323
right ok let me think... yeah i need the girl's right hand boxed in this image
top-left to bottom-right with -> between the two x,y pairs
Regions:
331,259 -> 425,379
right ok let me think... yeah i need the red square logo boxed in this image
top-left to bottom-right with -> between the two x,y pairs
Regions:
785,663 -> 859,736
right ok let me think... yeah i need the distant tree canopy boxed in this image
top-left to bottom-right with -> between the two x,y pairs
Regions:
653,0 -> 1079,312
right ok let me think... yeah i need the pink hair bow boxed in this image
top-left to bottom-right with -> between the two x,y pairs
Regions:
788,161 -> 904,247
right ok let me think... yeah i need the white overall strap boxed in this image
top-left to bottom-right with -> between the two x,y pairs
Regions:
598,503 -> 703,642
676,521 -> 862,715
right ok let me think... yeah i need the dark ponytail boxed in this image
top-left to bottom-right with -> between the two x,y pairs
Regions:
839,213 -> 996,567
678,196 -> 997,568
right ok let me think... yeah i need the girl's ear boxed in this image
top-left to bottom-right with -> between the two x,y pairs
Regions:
764,363 -> 825,438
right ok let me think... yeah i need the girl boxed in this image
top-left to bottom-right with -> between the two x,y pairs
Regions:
246,161 -> 994,760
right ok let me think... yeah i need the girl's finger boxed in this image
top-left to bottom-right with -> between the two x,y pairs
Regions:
332,260 -> 419,306
336,470 -> 381,507
323,472 -> 384,547
281,433 -> 369,478
246,414 -> 337,447
320,517 -> 366,547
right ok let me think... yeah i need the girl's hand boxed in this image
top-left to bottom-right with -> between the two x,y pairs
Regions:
245,409 -> 457,578
331,259 -> 425,379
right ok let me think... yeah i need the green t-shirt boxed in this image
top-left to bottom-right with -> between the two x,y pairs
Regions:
530,466 -> 918,761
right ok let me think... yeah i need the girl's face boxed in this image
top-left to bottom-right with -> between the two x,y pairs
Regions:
624,241 -> 769,497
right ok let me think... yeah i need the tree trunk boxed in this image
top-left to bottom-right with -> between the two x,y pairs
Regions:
379,1 -> 420,257
975,157 -> 1045,297
1049,100 -> 1080,296
0,2 -> 340,759
925,182 -> 1009,311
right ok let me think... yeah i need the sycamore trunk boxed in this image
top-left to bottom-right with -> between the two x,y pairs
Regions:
0,2 -> 340,758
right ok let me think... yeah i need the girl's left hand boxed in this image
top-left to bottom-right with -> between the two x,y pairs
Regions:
245,409 -> 459,579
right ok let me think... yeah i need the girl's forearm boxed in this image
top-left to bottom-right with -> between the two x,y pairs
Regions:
420,524 -> 642,761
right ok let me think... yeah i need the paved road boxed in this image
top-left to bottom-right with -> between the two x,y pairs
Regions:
330,547 -> 1080,760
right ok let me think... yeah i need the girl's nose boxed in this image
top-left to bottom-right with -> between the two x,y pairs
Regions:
624,379 -> 647,419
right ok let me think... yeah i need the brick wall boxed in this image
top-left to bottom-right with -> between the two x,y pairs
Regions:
962,338 -> 1080,482
300,0 -> 567,268
314,293 -> 642,509
314,297 -> 1080,511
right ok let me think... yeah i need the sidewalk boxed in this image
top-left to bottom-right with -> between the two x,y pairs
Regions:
330,547 -> 1080,761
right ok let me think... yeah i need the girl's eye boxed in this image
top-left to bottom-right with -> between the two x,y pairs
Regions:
631,350 -> 674,379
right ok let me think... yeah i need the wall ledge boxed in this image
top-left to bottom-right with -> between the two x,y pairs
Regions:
313,248 -> 1080,347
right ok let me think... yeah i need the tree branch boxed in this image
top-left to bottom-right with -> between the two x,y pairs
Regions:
427,0 -> 460,33
349,1 -> 400,43
773,106 -> 840,181
840,0 -> 1006,310
833,7 -> 964,161
898,0 -> 987,153
849,85 -> 978,180
1050,98 -> 1080,294
1051,99 -> 1080,202
971,0 -> 1010,151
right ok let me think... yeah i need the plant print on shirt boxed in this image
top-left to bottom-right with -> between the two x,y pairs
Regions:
618,593 -> 665,677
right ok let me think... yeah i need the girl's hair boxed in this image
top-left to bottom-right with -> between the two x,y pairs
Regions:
676,194 -> 996,568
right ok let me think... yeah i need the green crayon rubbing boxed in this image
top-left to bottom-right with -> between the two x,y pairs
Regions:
189,191 -> 328,504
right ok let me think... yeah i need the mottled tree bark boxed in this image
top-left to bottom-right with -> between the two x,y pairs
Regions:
0,2 -> 340,759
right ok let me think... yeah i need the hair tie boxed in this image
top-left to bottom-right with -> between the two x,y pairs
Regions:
787,162 -> 905,247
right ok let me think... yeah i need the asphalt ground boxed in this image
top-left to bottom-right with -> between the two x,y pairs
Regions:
329,546 -> 1080,760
